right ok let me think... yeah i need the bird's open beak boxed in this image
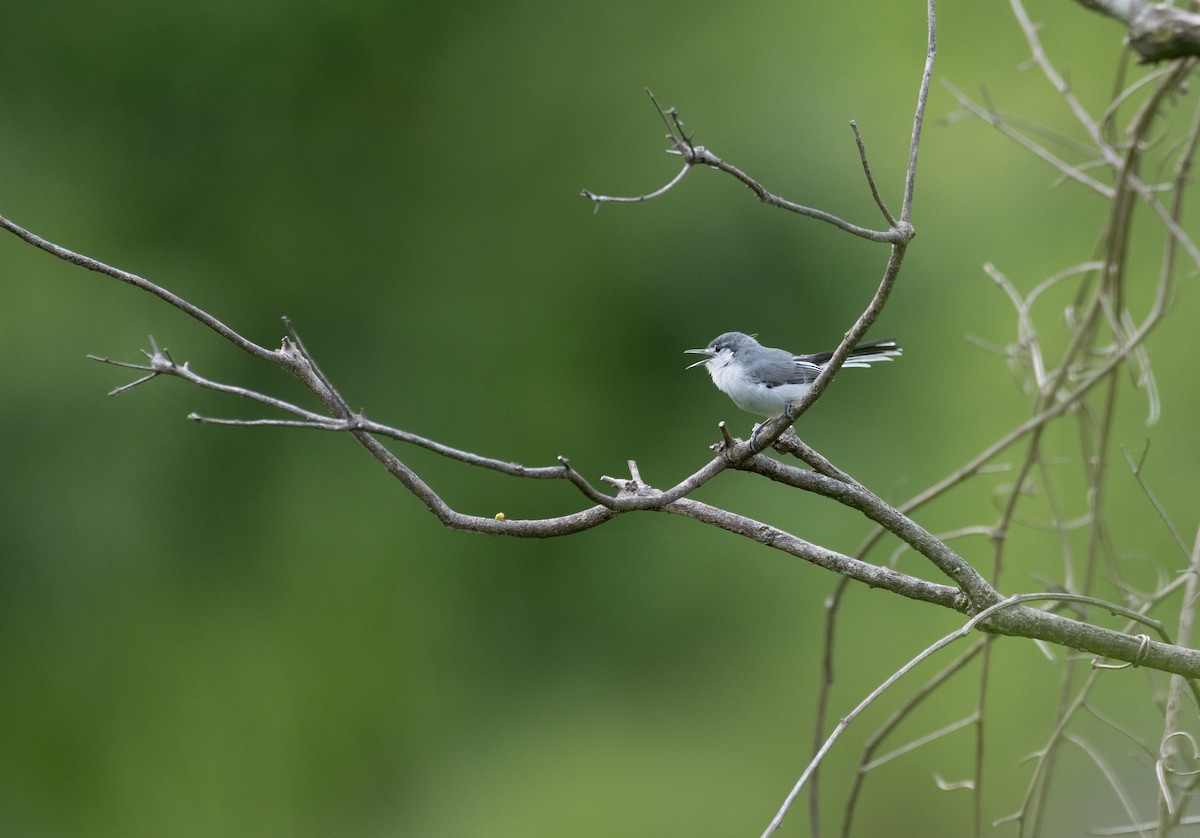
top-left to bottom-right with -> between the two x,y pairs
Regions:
684,348 -> 713,370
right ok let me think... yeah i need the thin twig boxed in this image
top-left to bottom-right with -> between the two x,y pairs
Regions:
941,81 -> 1115,197
1120,443 -> 1192,558
581,93 -> 913,242
762,594 -> 1038,837
850,120 -> 897,225
0,213 -> 278,362
841,640 -> 986,836
1159,526 -> 1200,821
89,348 -> 334,423
1063,732 -> 1146,835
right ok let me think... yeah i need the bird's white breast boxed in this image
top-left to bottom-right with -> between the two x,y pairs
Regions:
707,357 -> 810,418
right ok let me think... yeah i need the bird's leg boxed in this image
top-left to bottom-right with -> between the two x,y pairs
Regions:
750,421 -> 764,448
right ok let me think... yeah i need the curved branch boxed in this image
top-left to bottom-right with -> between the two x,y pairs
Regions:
0,213 -> 279,362
681,143 -> 910,243
665,497 -> 967,610
580,91 -> 916,244
739,455 -> 999,607
900,0 -> 936,224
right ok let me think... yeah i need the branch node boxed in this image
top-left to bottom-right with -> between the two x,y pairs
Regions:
600,460 -> 658,500
1091,633 -> 1152,670
559,455 -> 616,507
627,459 -> 643,484
718,421 -> 734,449
89,337 -> 189,395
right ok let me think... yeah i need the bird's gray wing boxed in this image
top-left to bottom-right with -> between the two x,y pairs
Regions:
785,359 -> 824,386
743,347 -> 813,388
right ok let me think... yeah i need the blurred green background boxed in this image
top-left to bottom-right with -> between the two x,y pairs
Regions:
3,1 -> 1200,835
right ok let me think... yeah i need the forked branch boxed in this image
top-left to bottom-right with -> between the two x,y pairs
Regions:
582,89 -> 913,244
10,0 -> 1200,834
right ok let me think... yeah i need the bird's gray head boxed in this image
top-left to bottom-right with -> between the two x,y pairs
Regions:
684,331 -> 760,370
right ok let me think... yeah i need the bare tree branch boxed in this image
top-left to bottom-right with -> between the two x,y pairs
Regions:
0,215 -> 279,362
9,0 -> 1200,832
1074,0 -> 1200,62
582,91 -> 915,244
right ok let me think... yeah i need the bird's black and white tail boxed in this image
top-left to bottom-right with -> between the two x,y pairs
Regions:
805,339 -> 902,369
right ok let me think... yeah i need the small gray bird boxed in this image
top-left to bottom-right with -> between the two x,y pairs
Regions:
685,331 -> 902,419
